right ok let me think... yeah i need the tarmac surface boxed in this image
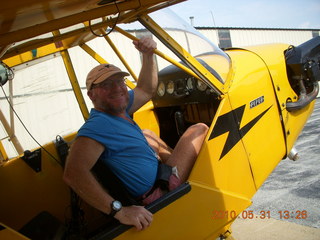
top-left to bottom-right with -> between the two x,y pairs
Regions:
232,217 -> 320,240
231,98 -> 320,239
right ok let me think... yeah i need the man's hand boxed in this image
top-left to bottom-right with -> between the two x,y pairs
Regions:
114,205 -> 153,231
133,36 -> 156,55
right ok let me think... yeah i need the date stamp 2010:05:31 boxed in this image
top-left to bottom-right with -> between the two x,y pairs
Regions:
212,210 -> 308,220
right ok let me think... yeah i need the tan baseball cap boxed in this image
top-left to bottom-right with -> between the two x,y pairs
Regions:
86,64 -> 129,90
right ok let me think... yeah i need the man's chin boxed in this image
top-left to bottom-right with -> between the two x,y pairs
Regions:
108,103 -> 128,114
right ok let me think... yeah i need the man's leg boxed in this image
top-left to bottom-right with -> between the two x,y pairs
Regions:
143,123 -> 208,182
165,123 -> 208,182
142,129 -> 173,162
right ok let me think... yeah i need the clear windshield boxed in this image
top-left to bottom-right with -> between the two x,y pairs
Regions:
150,9 -> 225,56
119,8 -> 230,82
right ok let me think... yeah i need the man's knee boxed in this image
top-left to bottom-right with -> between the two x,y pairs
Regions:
189,123 -> 209,135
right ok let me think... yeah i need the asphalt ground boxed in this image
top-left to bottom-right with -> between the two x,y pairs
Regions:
231,98 -> 320,239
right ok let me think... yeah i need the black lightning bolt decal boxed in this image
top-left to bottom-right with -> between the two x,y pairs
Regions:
209,105 -> 272,160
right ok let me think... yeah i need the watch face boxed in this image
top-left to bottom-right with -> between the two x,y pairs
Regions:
112,200 -> 122,211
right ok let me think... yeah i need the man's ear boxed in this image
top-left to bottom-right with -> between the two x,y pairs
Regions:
87,90 -> 95,101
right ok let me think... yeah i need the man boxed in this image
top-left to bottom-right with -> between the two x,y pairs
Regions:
63,36 -> 208,231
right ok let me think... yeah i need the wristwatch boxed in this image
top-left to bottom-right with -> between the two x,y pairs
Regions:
109,200 -> 122,217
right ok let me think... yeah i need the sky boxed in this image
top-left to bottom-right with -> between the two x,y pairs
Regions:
169,0 -> 320,29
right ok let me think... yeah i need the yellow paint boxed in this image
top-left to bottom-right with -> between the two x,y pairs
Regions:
134,102 -> 160,136
0,223 -> 30,240
0,1 -> 316,238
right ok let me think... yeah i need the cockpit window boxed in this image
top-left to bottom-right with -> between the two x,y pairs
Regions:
118,9 -> 231,83
149,9 -> 231,83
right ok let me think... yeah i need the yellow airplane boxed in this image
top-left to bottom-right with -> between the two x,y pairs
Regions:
0,0 -> 319,239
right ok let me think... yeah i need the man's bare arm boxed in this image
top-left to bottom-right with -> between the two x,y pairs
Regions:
63,136 -> 153,230
129,36 -> 158,114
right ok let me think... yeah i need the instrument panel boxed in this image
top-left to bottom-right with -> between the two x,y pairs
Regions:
152,75 -> 217,108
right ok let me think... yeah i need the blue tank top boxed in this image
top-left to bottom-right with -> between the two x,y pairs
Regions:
77,90 -> 158,197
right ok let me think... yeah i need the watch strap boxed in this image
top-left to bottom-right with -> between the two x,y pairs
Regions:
109,208 -> 117,217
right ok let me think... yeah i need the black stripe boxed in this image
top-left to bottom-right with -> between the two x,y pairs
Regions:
209,105 -> 272,160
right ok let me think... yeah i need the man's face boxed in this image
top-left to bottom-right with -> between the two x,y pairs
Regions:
89,73 -> 129,115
